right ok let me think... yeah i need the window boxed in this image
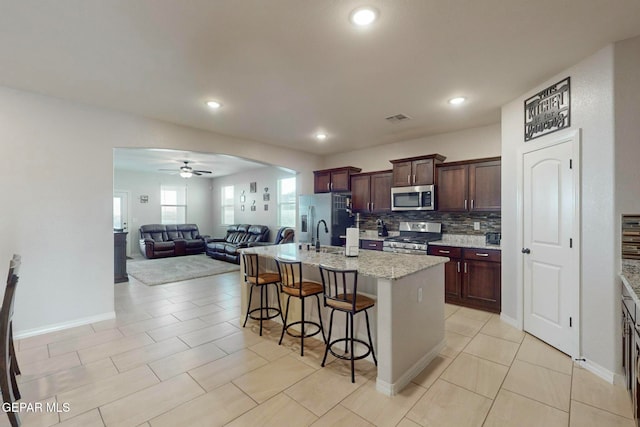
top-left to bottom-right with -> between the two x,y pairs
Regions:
221,185 -> 234,225
277,177 -> 296,227
161,185 -> 187,224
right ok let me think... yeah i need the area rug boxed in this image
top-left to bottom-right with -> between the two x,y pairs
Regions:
127,254 -> 239,286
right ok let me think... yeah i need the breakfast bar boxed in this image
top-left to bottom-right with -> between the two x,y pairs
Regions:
240,243 -> 448,395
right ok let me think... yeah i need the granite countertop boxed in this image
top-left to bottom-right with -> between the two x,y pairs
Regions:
621,259 -> 640,304
240,243 -> 447,280
429,234 -> 502,250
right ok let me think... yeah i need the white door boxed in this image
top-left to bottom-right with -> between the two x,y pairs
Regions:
522,133 -> 580,357
113,191 -> 131,257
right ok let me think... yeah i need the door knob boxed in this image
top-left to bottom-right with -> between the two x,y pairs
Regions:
521,248 -> 531,254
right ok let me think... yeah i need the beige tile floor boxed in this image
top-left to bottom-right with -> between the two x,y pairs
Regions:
6,271 -> 635,427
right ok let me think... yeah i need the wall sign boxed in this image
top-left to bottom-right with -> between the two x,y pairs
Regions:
524,77 -> 570,141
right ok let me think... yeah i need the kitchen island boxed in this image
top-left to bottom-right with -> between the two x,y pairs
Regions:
239,243 -> 448,395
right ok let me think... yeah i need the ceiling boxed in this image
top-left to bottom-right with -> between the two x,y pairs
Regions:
113,148 -> 270,178
2,1 -> 640,158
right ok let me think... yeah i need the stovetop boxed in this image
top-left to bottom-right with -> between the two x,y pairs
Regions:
384,233 -> 442,244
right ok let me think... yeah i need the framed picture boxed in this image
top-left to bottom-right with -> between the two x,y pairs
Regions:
250,182 -> 257,193
251,205 -> 256,212
241,205 -> 245,211
263,193 -> 270,201
240,191 -> 246,203
264,204 -> 268,211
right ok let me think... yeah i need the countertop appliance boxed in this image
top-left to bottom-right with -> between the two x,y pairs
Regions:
391,185 -> 435,211
382,221 -> 442,254
485,232 -> 501,246
299,193 -> 353,247
377,219 -> 388,237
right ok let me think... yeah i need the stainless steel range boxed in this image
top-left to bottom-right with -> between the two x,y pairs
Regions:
383,221 -> 442,254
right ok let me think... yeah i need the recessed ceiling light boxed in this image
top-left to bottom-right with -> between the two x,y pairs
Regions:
316,133 -> 328,141
206,100 -> 222,109
350,7 -> 378,26
448,97 -> 466,105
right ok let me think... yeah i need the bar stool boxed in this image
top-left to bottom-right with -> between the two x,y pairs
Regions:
241,253 -> 283,336
318,264 -> 377,383
275,258 -> 326,356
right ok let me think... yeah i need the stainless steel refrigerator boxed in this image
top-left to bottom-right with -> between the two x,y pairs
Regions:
298,193 -> 353,247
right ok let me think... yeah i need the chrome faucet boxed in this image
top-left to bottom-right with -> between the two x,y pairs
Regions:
315,219 -> 328,252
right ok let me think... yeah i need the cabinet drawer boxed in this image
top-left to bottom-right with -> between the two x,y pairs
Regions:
361,239 -> 383,251
463,248 -> 501,262
428,245 -> 462,258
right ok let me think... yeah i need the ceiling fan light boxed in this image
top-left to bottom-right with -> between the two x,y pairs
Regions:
206,100 -> 222,109
180,171 -> 193,178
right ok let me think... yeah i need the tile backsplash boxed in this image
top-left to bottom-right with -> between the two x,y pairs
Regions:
357,211 -> 501,235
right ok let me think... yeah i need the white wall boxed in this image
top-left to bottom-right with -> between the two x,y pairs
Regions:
614,36 -> 640,232
322,124 -> 501,172
501,45 -> 617,373
113,169 -> 215,255
0,85 -> 320,336
210,167 -> 297,239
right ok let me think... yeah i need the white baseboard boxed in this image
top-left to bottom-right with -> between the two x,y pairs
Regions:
14,311 -> 116,340
500,312 -> 520,329
376,339 -> 445,396
574,358 -> 617,384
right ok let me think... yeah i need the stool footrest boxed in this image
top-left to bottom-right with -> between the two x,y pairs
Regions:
247,307 -> 282,322
283,320 -> 323,340
326,337 -> 373,361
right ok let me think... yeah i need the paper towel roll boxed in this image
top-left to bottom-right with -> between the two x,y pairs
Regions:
345,228 -> 359,257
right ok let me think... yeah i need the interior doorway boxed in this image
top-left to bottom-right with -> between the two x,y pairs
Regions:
519,130 -> 581,357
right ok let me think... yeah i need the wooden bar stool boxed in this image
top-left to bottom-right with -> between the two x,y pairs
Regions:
275,258 -> 325,356
241,253 -> 283,336
319,264 -> 377,383
2,255 -> 21,427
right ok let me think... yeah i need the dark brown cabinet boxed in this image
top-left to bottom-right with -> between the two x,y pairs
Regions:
390,154 -> 445,187
314,166 -> 361,193
350,170 -> 392,213
114,231 -> 128,283
360,239 -> 383,251
436,157 -> 501,212
428,245 -> 501,313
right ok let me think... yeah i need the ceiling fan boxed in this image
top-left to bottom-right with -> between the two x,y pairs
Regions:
159,161 -> 212,178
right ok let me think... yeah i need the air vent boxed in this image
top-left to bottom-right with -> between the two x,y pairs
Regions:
385,113 -> 412,123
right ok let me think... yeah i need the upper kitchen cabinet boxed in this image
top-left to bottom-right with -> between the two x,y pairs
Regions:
390,154 -> 446,187
436,157 -> 501,212
313,166 -> 362,193
350,170 -> 392,213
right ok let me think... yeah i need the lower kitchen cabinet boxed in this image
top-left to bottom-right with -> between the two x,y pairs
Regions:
360,239 -> 383,251
428,245 -> 501,313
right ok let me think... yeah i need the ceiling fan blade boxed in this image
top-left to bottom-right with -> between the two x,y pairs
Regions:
193,171 -> 202,176
158,168 -> 178,171
193,170 -> 212,174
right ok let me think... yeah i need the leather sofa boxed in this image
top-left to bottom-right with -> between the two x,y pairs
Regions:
139,224 -> 209,259
248,227 -> 294,247
205,224 -> 270,264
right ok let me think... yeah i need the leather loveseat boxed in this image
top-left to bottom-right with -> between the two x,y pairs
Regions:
205,224 -> 270,264
248,227 -> 294,247
139,224 -> 209,259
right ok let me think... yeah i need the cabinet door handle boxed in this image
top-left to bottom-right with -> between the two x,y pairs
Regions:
368,243 -> 377,247
464,199 -> 468,210
438,250 -> 450,254
412,174 -> 416,184
371,202 -> 374,210
471,199 -> 474,210
407,175 -> 411,184
464,262 -> 467,273
457,261 -> 460,273
475,253 -> 489,257
330,182 -> 333,191
367,202 -> 370,211
327,183 -> 330,191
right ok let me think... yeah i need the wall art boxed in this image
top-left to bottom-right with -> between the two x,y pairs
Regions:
524,76 -> 570,141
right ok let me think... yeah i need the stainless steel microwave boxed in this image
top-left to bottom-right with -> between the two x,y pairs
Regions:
391,185 -> 435,211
